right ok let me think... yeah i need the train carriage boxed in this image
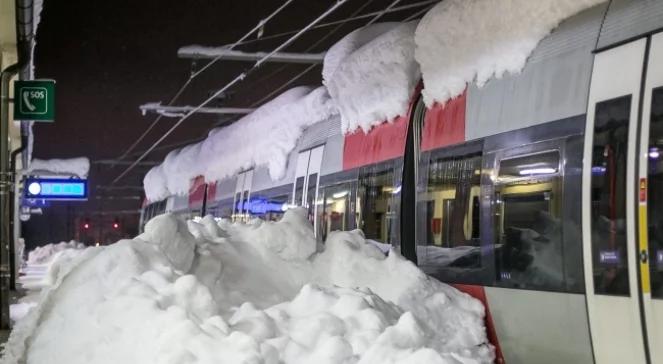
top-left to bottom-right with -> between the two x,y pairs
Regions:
139,1 -> 663,363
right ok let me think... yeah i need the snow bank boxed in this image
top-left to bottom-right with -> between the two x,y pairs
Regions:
8,241 -> 89,327
414,0 -> 605,106
323,22 -> 420,133
28,157 -> 90,178
25,240 -> 85,265
1,209 -> 493,363
20,245 -> 87,291
143,86 -> 336,201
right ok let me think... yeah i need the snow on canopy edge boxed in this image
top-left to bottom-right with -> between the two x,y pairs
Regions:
324,21 -> 421,134
28,157 -> 90,178
143,86 -> 337,202
414,0 -> 606,107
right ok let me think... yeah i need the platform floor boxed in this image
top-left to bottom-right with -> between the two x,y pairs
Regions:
1,289 -> 27,348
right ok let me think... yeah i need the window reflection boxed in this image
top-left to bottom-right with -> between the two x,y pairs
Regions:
590,95 -> 632,296
649,87 -> 663,299
494,150 -> 568,290
357,163 -> 398,246
319,183 -> 355,241
417,153 -> 484,284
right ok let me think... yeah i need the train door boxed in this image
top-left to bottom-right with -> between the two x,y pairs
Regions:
232,170 -> 253,222
639,32 -> 663,364
291,145 -> 325,235
583,34 -> 663,364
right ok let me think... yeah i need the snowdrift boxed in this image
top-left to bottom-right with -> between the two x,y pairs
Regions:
8,241 -> 88,323
2,209 -> 493,364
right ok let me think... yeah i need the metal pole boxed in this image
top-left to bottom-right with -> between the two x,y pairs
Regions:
0,66 -> 20,329
1,0 -> 32,329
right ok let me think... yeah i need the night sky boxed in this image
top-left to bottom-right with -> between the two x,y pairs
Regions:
23,0 -> 426,248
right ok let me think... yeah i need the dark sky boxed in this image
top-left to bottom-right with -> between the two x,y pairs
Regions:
23,0 -> 427,247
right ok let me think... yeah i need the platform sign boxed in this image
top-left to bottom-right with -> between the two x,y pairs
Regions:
24,178 -> 87,200
13,80 -> 56,121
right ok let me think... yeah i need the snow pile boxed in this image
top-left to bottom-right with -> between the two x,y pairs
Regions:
28,157 -> 90,178
2,209 -> 493,363
25,240 -> 85,265
20,244 -> 87,291
323,22 -> 420,133
414,0 -> 605,106
8,242 -> 88,324
143,86 -> 337,201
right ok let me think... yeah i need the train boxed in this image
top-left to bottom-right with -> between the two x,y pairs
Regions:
139,1 -> 663,363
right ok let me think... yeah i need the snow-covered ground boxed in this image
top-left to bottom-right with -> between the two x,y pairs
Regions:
2,209 -> 493,364
7,241 -> 88,324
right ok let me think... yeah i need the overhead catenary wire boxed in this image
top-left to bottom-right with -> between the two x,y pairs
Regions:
112,0 -> 351,185
113,0 -> 296,163
234,0 -> 436,48
403,3 -> 434,22
116,0 -> 434,166
248,0 -> 378,107
115,78 -> 192,162
250,0 -> 407,108
365,0 -> 402,26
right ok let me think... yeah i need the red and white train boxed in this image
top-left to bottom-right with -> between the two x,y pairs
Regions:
140,2 -> 663,363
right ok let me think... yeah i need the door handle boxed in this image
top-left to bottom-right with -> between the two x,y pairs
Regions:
640,250 -> 649,264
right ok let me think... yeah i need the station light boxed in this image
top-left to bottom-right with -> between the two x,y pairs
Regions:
83,218 -> 91,230
518,168 -> 556,175
27,181 -> 41,195
112,218 -> 120,229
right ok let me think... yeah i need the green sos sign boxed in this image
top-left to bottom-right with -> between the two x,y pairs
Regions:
14,80 -> 55,122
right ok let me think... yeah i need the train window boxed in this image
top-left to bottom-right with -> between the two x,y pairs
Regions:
208,199 -> 233,219
590,95 -> 632,296
494,150 -> 571,291
305,173 -> 319,224
357,161 -> 399,247
293,176 -> 305,206
648,87 -> 663,299
417,152 -> 485,284
319,182 -> 356,241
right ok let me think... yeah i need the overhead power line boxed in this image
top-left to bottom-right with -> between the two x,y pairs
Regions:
113,0 -> 296,163
248,0 -> 378,107
249,0 -> 405,108
112,0 -> 351,185
234,0 -> 437,48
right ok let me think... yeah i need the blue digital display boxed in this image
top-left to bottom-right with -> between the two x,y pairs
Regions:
25,178 -> 87,200
237,198 -> 285,215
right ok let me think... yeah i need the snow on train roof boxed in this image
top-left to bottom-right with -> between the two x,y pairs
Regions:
415,0 -> 605,107
324,21 -> 420,134
143,86 -> 336,201
144,0 -> 605,201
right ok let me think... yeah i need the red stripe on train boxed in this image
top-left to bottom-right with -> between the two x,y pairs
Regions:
342,115 -> 409,170
452,284 -> 505,364
189,175 -> 207,208
421,90 -> 466,151
206,181 -> 217,203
